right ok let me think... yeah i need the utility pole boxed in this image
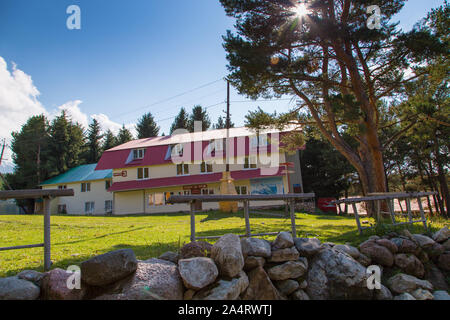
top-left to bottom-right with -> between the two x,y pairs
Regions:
226,79 -> 230,173
0,139 -> 12,190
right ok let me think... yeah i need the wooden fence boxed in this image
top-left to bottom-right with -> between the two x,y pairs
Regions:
0,189 -> 74,271
168,193 -> 315,241
333,192 -> 437,235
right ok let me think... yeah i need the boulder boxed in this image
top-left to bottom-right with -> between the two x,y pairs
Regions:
306,248 -> 373,300
240,238 -> 271,258
391,238 -> 419,254
274,279 -> 299,296
356,253 -> 372,267
158,251 -> 180,264
291,289 -> 310,300
298,279 -> 308,289
17,270 -> 46,287
294,237 -> 322,257
193,271 -> 249,300
359,240 -> 394,267
81,249 -> 138,286
411,288 -> 434,300
180,241 -> 212,259
437,251 -> 450,271
211,234 -> 245,278
443,239 -> 450,251
41,268 -> 86,300
424,262 -> 449,291
375,239 -> 398,254
0,277 -> 40,300
178,257 -> 218,290
241,267 -> 283,300
416,249 -> 429,263
267,260 -> 308,281
394,292 -> 416,300
244,256 -> 266,271
432,227 -> 449,243
268,247 -> 299,263
433,290 -> 450,300
394,254 -> 425,278
272,232 -> 294,250
333,244 -> 360,259
425,242 -> 445,259
412,234 -> 435,249
387,273 -> 433,294
374,285 -> 393,300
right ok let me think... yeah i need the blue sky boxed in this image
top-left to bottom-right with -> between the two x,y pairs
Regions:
0,0 -> 445,143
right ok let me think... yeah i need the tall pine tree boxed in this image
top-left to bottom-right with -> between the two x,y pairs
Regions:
170,107 -> 189,134
84,119 -> 104,163
187,105 -> 211,132
136,112 -> 160,139
102,129 -> 119,151
117,124 -> 134,144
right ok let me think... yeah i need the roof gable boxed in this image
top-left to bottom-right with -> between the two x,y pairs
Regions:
41,164 -> 112,186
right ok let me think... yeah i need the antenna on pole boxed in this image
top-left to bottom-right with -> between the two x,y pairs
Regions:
0,139 -> 13,190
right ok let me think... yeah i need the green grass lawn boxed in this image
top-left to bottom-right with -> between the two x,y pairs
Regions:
0,210 -> 448,277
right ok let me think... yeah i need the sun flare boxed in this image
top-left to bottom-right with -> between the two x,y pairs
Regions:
293,3 -> 310,18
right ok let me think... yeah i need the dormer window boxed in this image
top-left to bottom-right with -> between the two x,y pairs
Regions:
133,148 -> 146,160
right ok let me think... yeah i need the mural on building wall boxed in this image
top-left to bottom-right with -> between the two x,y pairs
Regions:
250,177 -> 284,195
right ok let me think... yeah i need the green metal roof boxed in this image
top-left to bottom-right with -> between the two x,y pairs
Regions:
40,164 -> 112,186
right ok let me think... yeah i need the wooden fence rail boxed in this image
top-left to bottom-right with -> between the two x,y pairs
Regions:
168,193 -> 315,241
0,189 -> 74,271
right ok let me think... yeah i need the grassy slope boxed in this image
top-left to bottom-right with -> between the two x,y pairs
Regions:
0,211 -> 447,277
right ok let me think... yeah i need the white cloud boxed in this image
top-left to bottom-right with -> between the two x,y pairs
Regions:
0,56 -> 136,172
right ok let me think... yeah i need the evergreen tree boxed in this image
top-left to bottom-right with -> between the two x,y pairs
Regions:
213,114 -> 235,129
187,105 -> 211,132
170,107 -> 189,134
136,112 -> 160,139
84,119 -> 104,163
102,130 -> 119,151
117,125 -> 134,144
48,111 -> 74,174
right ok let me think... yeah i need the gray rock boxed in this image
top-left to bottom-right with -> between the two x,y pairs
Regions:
193,271 -> 249,300
268,247 -> 299,263
274,279 -> 299,296
294,237 -> 322,257
0,277 -> 40,300
299,279 -> 308,289
17,270 -> 46,286
211,234 -> 245,278
394,292 -> 416,300
291,289 -> 310,300
180,241 -> 212,259
178,257 -> 218,290
241,267 -> 283,300
244,256 -> 265,271
359,240 -> 394,267
394,253 -> 425,278
272,232 -> 294,250
443,239 -> 450,251
391,238 -> 419,254
333,244 -> 360,259
158,251 -> 180,264
267,260 -> 308,281
356,253 -> 372,267
411,288 -> 434,300
437,251 -> 450,271
424,262 -> 449,291
425,242 -> 445,258
412,234 -> 435,249
387,273 -> 433,294
432,227 -> 449,243
433,290 -> 450,300
240,238 -> 271,258
41,268 -> 86,300
374,285 -> 393,300
81,249 -> 138,286
306,248 -> 373,300
375,239 -> 398,254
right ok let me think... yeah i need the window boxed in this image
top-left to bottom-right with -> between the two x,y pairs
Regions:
259,134 -> 268,147
85,202 -> 95,214
250,135 -> 258,149
235,186 -> 248,195
177,163 -> 189,175
148,193 -> 165,206
57,204 -> 67,214
137,168 -> 149,180
202,188 -> 214,195
200,161 -> 213,173
244,156 -> 257,169
105,200 -> 113,213
81,183 -> 91,192
183,190 -> 191,195
105,180 -> 111,190
133,148 -> 146,160
58,185 -> 67,190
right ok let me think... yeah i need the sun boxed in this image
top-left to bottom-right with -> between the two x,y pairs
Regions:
293,3 -> 310,18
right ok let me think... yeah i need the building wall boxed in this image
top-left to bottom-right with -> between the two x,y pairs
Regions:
43,179 -> 113,215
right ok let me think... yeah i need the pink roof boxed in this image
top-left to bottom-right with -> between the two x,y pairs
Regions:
108,168 -> 284,192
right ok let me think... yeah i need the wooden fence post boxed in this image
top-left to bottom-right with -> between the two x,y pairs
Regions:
243,200 -> 251,237
43,196 -> 51,271
352,203 -> 363,235
190,201 -> 196,242
290,200 -> 297,238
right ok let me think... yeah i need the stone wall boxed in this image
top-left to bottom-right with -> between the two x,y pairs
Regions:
1,227 -> 449,300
